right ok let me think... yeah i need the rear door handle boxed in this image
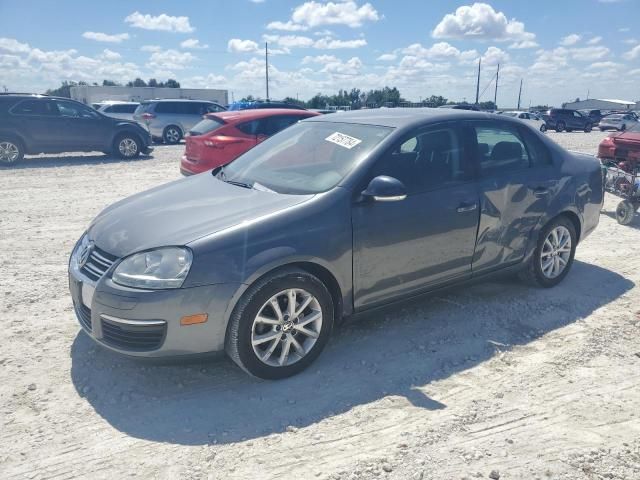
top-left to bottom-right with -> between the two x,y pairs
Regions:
457,203 -> 478,213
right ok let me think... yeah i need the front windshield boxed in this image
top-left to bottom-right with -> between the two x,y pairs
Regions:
219,121 -> 393,194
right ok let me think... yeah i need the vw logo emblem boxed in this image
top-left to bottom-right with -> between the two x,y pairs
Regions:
78,241 -> 94,268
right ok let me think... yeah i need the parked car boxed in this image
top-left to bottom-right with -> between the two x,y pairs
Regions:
69,109 -> 603,379
599,113 -> 638,132
598,122 -> 640,164
500,111 -> 547,132
578,109 -> 605,126
0,94 -> 153,165
181,109 -> 319,175
543,108 -> 593,132
133,99 -> 226,145
437,104 -> 481,111
227,101 -> 307,111
93,101 -> 140,121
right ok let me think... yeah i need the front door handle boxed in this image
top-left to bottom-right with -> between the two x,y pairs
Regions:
457,203 -> 478,213
532,187 -> 550,197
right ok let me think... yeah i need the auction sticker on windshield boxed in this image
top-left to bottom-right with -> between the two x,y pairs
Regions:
325,132 -> 362,149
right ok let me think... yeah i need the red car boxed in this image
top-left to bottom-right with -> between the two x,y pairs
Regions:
598,123 -> 640,167
180,109 -> 319,175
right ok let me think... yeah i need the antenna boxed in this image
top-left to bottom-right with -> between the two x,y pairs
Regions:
494,63 -> 499,108
475,57 -> 481,104
265,42 -> 270,102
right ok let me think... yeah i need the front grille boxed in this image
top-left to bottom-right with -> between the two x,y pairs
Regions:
75,303 -> 92,332
101,318 -> 166,352
81,246 -> 118,281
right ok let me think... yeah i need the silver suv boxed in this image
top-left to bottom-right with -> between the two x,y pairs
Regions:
133,99 -> 226,144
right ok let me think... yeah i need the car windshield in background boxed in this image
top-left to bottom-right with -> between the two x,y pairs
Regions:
219,122 -> 393,195
190,118 -> 226,135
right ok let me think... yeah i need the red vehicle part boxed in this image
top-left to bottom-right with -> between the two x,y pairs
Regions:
180,109 -> 319,175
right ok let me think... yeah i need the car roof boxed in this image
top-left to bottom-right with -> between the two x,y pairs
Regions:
143,98 -> 216,103
303,107 -> 497,128
206,108 -> 318,122
96,100 -> 139,105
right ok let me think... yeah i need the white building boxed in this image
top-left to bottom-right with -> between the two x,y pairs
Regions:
562,98 -> 637,111
70,85 -> 228,106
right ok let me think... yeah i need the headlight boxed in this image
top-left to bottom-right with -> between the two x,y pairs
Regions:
112,247 -> 193,289
71,233 -> 90,269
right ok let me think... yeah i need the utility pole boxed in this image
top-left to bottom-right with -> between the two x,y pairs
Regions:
586,89 -> 590,100
493,63 -> 499,109
517,79 -> 523,110
265,42 -> 270,101
475,57 -> 481,104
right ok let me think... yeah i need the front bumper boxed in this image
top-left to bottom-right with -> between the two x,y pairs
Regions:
69,259 -> 241,358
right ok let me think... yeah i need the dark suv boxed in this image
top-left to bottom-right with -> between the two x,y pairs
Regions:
0,94 -> 153,165
543,108 -> 593,133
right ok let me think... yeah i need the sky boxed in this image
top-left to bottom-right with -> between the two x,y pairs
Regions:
1,0 -> 639,106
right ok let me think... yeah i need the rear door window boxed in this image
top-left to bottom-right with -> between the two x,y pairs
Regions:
189,118 -> 226,135
155,102 -> 183,114
473,125 -> 530,176
237,120 -> 261,135
260,115 -> 302,136
11,100 -> 59,116
110,104 -> 137,113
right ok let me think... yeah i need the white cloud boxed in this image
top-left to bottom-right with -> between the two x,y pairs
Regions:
228,39 -> 260,53
267,1 -> 380,31
185,73 -> 228,88
82,32 -> 130,43
146,49 -> 196,71
622,38 -> 638,45
559,34 -> 581,46
377,53 -> 397,61
0,37 -> 30,53
570,45 -> 610,61
250,0 -> 266,3
141,45 -> 162,52
432,3 -> 536,48
587,36 -> 603,45
314,37 -> 367,49
623,44 -> 640,60
124,12 -> 194,33
588,61 -> 621,69
100,49 -> 121,61
302,54 -> 340,64
181,38 -> 209,49
264,34 -> 315,48
320,56 -> 363,75
481,46 -> 509,66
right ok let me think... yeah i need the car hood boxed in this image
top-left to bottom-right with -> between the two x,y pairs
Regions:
88,173 -> 312,258
612,131 -> 640,146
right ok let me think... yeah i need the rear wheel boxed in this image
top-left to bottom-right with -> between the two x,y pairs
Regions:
0,138 -> 24,165
616,200 -> 635,225
556,121 -> 565,132
163,125 -> 182,144
225,268 -> 334,379
584,123 -> 592,133
519,217 -> 577,288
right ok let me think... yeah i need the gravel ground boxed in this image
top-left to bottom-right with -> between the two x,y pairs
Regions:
1,131 -> 639,480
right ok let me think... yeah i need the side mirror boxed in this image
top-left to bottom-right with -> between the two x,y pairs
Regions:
362,175 -> 407,202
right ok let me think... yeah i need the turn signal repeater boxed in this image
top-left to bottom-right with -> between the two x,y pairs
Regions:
180,313 -> 208,326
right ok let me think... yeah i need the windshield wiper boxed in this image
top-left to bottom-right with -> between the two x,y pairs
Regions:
214,166 -> 253,189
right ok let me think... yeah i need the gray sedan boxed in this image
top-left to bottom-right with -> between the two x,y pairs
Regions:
599,113 -> 638,132
69,109 -> 603,379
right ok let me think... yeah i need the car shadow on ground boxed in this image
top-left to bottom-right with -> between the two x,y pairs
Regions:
2,153 -> 155,170
69,260 -> 632,446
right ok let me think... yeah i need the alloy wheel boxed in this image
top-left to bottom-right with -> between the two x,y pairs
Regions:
0,141 -> 20,164
251,288 -> 323,367
540,226 -> 572,279
165,128 -> 180,143
118,138 -> 138,157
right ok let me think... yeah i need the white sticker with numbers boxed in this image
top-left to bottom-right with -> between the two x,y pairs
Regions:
325,132 -> 362,149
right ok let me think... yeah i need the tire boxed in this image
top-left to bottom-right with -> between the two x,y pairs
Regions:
113,133 -> 141,159
518,216 -> 577,288
584,123 -> 592,133
600,128 -> 605,132
556,121 -> 565,132
621,124 -> 626,132
0,137 -> 25,166
225,268 -> 334,379
540,124 -> 547,132
163,125 -> 182,145
566,128 -> 573,132
616,200 -> 635,225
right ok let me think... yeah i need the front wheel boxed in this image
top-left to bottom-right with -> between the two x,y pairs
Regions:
163,125 -> 182,144
556,121 -> 565,132
616,200 -> 635,225
0,138 -> 24,165
113,134 -> 141,159
584,123 -> 592,133
540,124 -> 547,132
519,217 -> 577,288
225,268 -> 334,379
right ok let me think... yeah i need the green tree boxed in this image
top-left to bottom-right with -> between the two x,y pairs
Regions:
147,78 -> 159,87
45,80 -> 87,98
164,79 -> 181,88
102,79 -> 120,87
424,95 -> 448,107
126,78 -> 147,87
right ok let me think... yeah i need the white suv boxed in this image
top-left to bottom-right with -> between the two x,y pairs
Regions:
93,101 -> 140,121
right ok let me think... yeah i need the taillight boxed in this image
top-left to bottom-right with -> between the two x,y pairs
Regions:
204,140 -> 215,147
142,113 -> 155,120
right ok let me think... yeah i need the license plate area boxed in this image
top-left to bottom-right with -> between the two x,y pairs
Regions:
81,283 -> 95,309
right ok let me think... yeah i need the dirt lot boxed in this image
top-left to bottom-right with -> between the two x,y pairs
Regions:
1,131 -> 639,480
